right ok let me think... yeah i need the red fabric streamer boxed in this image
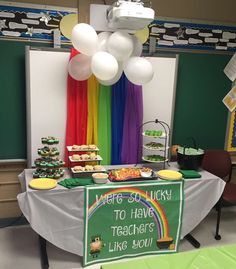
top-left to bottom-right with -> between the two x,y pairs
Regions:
64,48 -> 88,165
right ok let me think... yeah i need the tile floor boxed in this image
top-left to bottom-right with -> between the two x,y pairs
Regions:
0,206 -> 236,269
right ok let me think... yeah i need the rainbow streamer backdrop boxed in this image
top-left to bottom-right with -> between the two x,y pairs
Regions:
65,49 -> 143,165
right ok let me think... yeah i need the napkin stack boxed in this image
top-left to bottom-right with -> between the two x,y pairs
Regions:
58,178 -> 94,189
179,170 -> 201,179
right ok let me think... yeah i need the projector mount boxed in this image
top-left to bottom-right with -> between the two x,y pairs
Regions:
106,0 -> 155,31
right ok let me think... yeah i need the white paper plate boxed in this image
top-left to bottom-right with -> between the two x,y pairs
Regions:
142,157 -> 168,163
71,167 -> 106,173
143,145 -> 169,151
142,132 -> 167,138
69,155 -> 103,162
67,146 -> 99,152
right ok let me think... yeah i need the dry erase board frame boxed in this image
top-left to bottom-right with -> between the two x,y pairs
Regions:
25,46 -> 70,167
142,54 -> 178,154
25,48 -> 178,167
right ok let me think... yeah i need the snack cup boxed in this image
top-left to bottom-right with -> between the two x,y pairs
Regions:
92,173 -> 108,184
141,171 -> 152,177
141,167 -> 152,177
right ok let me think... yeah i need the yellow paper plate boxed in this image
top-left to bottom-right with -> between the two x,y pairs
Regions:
29,178 -> 57,190
156,170 -> 182,180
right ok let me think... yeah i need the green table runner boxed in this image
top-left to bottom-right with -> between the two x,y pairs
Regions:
101,244 -> 236,269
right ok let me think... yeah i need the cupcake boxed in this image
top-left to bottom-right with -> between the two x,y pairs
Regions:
41,137 -> 47,144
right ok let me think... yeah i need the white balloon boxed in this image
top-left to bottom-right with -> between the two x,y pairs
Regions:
107,31 -> 134,61
98,61 -> 123,85
68,54 -> 92,81
97,32 -> 111,51
131,35 -> 143,57
91,51 -> 118,81
71,23 -> 98,56
124,57 -> 154,85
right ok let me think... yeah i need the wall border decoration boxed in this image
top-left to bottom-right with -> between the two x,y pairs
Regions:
226,110 -> 236,152
0,1 -> 77,42
144,19 -> 236,53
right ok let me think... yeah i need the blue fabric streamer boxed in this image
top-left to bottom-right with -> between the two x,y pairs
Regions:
111,73 -> 127,164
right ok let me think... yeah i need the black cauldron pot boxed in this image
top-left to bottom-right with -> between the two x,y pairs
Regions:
177,147 -> 204,170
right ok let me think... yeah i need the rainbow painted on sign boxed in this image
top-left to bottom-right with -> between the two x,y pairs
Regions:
88,187 -> 170,239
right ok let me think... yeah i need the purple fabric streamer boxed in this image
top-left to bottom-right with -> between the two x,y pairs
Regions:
121,81 -> 143,164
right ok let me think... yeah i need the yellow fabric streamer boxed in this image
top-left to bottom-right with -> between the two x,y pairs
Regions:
86,75 -> 99,145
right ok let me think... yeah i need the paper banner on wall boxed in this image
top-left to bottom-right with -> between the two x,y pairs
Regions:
223,86 -> 236,112
226,110 -> 236,152
224,53 -> 236,81
0,3 -> 76,42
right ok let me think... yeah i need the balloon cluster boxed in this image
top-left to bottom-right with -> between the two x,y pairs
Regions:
68,23 -> 154,86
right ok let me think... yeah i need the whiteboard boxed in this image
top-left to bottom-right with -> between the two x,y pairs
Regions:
143,55 -> 178,144
26,47 -> 70,167
26,49 -> 178,167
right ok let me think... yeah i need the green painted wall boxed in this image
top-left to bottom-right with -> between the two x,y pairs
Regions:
0,40 -> 51,159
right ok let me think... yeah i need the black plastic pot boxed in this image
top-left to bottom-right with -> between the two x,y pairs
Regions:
177,138 -> 204,170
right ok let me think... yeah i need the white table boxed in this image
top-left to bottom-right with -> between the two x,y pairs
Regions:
17,165 -> 225,256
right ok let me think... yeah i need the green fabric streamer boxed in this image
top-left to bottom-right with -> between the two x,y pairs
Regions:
98,84 -> 112,165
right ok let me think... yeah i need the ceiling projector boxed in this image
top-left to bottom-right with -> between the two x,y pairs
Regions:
107,0 -> 155,30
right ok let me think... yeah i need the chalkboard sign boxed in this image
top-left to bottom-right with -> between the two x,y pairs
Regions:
0,40 -> 51,160
84,181 -> 183,266
172,52 -> 232,149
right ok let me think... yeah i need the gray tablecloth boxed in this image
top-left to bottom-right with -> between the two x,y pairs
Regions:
17,164 -> 225,256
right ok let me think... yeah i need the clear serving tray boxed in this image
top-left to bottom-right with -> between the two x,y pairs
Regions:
69,155 -> 103,162
71,167 -> 107,178
143,145 -> 169,151
142,156 -> 168,163
142,132 -> 167,138
67,146 -> 99,152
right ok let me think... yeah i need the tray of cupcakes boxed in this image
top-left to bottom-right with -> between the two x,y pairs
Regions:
69,152 -> 103,162
67,144 -> 99,152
